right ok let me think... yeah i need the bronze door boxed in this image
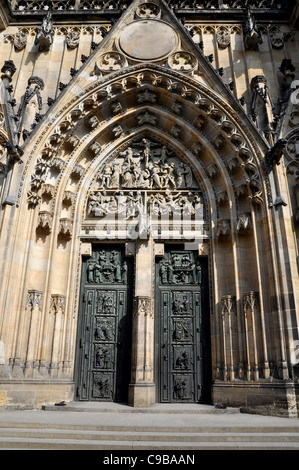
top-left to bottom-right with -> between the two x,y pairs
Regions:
75,245 -> 133,402
156,247 -> 211,403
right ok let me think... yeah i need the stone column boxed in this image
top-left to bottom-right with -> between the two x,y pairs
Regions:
24,290 -> 44,378
49,294 -> 66,378
128,239 -> 155,407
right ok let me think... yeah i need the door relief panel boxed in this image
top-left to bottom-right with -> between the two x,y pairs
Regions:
156,248 -> 210,403
76,246 -> 132,402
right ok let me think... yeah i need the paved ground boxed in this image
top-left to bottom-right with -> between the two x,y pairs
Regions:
0,402 -> 299,429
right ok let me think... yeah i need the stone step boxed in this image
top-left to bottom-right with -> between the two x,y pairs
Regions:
2,421 -> 299,434
1,427 -> 299,443
1,436 -> 299,450
1,423 -> 299,450
2,403 -> 299,450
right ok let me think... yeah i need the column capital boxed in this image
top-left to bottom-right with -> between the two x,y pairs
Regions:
133,296 -> 152,318
26,290 -> 44,311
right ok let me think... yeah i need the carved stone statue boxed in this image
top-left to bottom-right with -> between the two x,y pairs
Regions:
18,76 -> 44,141
35,12 -> 53,52
243,7 -> 262,51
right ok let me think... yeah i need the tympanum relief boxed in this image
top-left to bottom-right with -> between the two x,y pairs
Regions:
86,138 -> 205,239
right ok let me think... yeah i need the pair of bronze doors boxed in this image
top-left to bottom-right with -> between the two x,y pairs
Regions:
75,244 -> 211,403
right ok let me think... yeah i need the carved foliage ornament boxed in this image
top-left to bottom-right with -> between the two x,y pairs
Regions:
237,213 -> 252,234
66,31 -> 80,49
95,53 -> 127,73
13,32 -> 27,50
26,290 -> 44,310
217,219 -> 231,238
37,210 -> 53,233
243,291 -> 259,313
216,30 -> 231,49
168,52 -> 198,72
58,218 -> 73,239
270,30 -> 284,49
135,2 -> 161,18
221,295 -> 236,316
9,0 -> 288,11
50,294 -> 66,314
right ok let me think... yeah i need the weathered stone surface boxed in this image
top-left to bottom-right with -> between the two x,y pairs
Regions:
0,0 -> 298,416
119,20 -> 177,60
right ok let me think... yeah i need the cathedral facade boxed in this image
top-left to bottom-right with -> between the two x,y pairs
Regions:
0,0 -> 299,417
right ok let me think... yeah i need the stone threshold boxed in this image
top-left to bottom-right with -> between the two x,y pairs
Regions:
42,401 -> 240,414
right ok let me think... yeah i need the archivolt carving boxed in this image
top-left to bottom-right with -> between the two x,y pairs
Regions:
21,65 -> 267,232
58,217 -> 73,240
285,130 -> 299,175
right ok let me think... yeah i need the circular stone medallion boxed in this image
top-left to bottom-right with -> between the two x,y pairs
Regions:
119,20 -> 177,61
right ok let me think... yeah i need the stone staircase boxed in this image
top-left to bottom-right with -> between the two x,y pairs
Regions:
0,403 -> 299,450
1,423 -> 299,450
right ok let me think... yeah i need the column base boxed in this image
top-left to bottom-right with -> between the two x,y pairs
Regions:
128,383 -> 156,407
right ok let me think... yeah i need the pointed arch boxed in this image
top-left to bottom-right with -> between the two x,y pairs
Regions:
0,61 -> 288,406
18,63 -> 270,212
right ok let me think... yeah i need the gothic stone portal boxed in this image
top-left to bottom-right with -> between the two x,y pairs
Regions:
76,244 -> 211,404
156,247 -> 211,403
75,245 -> 133,402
